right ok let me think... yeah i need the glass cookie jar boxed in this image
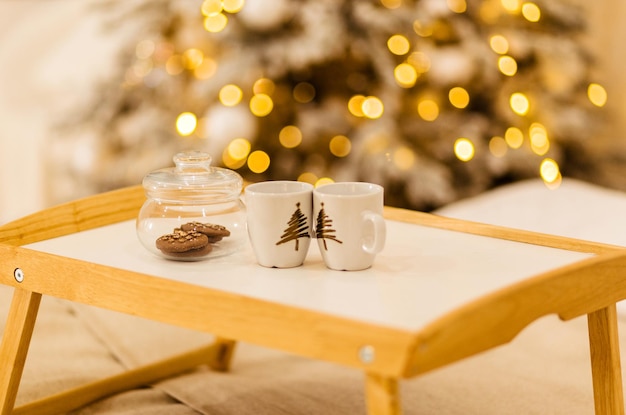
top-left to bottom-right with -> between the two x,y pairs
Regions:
136,151 -> 246,261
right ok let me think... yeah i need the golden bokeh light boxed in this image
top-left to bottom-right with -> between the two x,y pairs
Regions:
489,35 -> 509,54
227,138 -> 251,160
201,0 -> 223,16
413,20 -> 433,37
498,56 -> 518,76
417,99 -> 439,121
194,58 -> 217,80
223,0 -> 245,13
222,147 -> 247,169
182,48 -> 204,70
248,150 -> 270,173
219,84 -> 243,106
176,112 -> 198,136
362,96 -> 384,119
510,92 -> 530,115
298,172 -> 318,184
454,138 -> 475,161
315,177 -> 335,187
394,63 -> 418,88
522,2 -> 541,22
588,83 -> 608,107
387,35 -> 410,55
449,87 -> 470,108
329,135 -> 352,157
381,0 -> 402,9
501,0 -> 521,13
407,51 -> 431,73
249,94 -> 274,117
253,78 -> 275,95
279,125 -> 303,148
348,95 -> 366,117
489,136 -> 508,157
393,146 -> 416,170
165,55 -> 184,75
529,122 -> 549,155
540,158 -> 560,183
293,82 -> 316,103
204,13 -> 228,32
505,126 -> 524,148
447,0 -> 467,13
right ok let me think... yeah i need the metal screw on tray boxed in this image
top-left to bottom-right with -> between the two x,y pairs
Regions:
14,268 -> 24,283
358,345 -> 376,364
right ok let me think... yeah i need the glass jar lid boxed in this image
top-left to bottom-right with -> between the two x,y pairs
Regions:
142,151 -> 243,203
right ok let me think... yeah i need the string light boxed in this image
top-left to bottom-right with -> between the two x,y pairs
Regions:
279,126 -> 303,148
380,0 -> 402,9
219,84 -> 243,106
176,112 -> 198,136
540,158 -> 560,183
201,0 -> 223,16
298,172 -> 318,184
315,177 -> 335,187
165,55 -> 184,75
248,150 -> 270,173
447,0 -> 467,13
348,95 -> 366,117
498,56 -> 517,76
253,78 -> 275,95
223,0 -> 245,13
394,63 -> 418,88
227,138 -> 251,160
393,146 -> 416,170
489,35 -> 509,54
329,135 -> 352,157
407,52 -> 431,73
521,2 -> 541,22
204,13 -> 228,32
250,94 -> 273,117
588,83 -> 608,107
510,92 -> 530,115
501,0 -> 521,13
529,122 -> 549,155
182,48 -> 204,70
194,58 -> 217,80
449,87 -> 470,108
362,96 -> 384,119
454,138 -> 475,161
489,136 -> 508,157
293,82 -> 315,103
504,126 -> 524,148
387,35 -> 410,55
417,99 -> 439,121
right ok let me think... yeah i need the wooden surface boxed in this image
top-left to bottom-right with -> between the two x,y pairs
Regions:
1,185 -> 626,414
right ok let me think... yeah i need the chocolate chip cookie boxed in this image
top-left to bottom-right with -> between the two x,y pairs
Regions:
180,221 -> 230,242
156,229 -> 212,257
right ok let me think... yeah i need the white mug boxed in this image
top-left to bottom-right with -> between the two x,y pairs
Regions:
313,182 -> 386,271
245,181 -> 313,268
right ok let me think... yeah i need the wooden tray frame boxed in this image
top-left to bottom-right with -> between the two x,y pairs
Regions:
1,185 -> 625,414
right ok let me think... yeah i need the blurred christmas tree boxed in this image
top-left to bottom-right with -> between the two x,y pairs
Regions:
50,0 -> 608,210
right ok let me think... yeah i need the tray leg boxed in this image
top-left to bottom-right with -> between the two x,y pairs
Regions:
588,304 -> 625,415
206,337 -> 237,372
0,288 -> 42,415
13,337 -> 238,415
364,372 -> 401,415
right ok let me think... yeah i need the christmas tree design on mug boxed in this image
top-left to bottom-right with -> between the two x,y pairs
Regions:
275,202 -> 310,251
315,202 -> 343,250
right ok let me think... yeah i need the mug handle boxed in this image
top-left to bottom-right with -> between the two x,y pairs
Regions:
361,211 -> 386,254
